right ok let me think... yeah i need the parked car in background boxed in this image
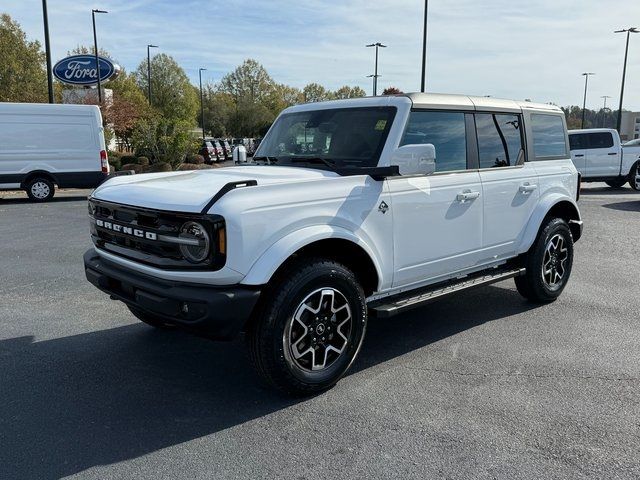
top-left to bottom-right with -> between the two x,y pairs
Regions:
623,138 -> 640,147
207,138 -> 232,161
84,93 -> 582,395
211,140 -> 225,163
0,102 -> 108,201
568,128 -> 640,190
198,140 -> 216,163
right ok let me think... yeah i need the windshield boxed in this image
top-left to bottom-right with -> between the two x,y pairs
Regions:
255,106 -> 396,168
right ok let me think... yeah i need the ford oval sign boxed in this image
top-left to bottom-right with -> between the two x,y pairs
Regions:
53,55 -> 117,86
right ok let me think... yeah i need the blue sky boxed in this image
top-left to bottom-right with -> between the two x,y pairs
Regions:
6,0 -> 640,110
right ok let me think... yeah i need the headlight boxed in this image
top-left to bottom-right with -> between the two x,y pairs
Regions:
179,221 -> 210,263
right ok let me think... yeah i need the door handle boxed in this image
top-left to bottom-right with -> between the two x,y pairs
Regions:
574,154 -> 585,157
456,190 -> 480,202
519,183 -> 538,194
607,152 -> 618,156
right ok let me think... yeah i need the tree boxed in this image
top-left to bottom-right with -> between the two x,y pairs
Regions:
382,87 -> 403,95
104,72 -> 152,149
218,59 -> 275,104
130,116 -> 199,167
135,53 -> 198,123
333,86 -> 366,99
0,14 -> 48,102
302,83 -> 333,103
201,86 -> 235,137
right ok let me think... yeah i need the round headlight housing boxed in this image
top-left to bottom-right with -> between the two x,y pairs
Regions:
179,221 -> 210,263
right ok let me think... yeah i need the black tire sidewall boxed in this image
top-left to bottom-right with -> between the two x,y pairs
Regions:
528,218 -> 574,300
256,260 -> 367,392
629,163 -> 640,191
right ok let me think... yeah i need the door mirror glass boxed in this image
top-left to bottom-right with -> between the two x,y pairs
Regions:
390,144 -> 436,176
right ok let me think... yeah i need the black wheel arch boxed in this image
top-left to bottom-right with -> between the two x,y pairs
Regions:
20,170 -> 57,189
545,200 -> 582,242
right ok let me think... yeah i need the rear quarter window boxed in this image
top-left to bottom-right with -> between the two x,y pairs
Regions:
530,114 -> 568,159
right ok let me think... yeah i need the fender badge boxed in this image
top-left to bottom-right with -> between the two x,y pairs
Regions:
378,201 -> 389,214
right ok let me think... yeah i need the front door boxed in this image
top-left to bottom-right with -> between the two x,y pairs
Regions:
585,131 -> 619,177
569,133 -> 588,175
387,110 -> 484,288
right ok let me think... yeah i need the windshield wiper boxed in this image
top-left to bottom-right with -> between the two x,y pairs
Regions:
290,157 -> 340,169
253,156 -> 279,164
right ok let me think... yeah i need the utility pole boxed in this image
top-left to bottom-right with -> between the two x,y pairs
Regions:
420,0 -> 429,92
366,43 -> 386,96
614,28 -> 638,133
199,68 -> 207,140
147,44 -> 158,105
91,9 -> 108,104
600,95 -> 612,127
41,0 -> 54,103
581,72 -> 595,129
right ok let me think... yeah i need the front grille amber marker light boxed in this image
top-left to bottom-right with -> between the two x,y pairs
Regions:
218,227 -> 226,255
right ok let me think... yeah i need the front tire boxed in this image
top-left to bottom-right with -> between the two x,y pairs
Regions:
25,177 -> 55,202
247,258 -> 367,396
628,162 -> 640,191
515,218 -> 574,303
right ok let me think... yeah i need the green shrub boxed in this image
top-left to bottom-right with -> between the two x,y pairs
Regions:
145,162 -> 172,173
121,163 -> 143,173
136,156 -> 150,166
120,155 -> 137,164
109,158 -> 121,171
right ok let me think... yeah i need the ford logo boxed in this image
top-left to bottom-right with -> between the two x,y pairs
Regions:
53,54 -> 118,86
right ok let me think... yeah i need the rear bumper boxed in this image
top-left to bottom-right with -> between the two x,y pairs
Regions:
84,249 -> 261,340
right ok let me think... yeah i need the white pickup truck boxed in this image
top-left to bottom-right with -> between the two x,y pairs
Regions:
568,128 -> 640,190
85,93 -> 582,395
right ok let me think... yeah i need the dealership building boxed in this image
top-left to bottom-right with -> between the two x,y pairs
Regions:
620,111 -> 640,141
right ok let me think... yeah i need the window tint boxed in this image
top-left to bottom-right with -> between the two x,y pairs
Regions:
475,113 -> 523,168
569,133 -> 588,150
400,111 -> 467,172
586,132 -> 614,149
531,114 -> 567,158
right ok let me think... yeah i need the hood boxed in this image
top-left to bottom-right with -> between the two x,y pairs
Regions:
92,165 -> 338,213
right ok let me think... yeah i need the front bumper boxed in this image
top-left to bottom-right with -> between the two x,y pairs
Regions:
84,249 -> 260,340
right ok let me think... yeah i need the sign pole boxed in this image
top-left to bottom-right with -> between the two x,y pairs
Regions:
41,0 -> 54,103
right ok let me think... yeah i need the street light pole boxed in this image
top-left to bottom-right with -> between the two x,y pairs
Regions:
420,0 -> 428,92
41,0 -> 54,103
91,9 -> 108,104
366,42 -> 386,96
199,68 -> 207,140
601,95 -> 612,127
581,72 -> 595,129
614,28 -> 638,133
147,44 -> 158,106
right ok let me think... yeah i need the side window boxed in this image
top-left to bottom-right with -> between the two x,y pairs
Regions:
476,113 -> 523,168
531,114 -> 568,159
569,134 -> 588,151
586,132 -> 614,149
400,111 -> 467,173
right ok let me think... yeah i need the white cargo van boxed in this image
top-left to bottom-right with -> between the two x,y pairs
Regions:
0,103 -> 109,201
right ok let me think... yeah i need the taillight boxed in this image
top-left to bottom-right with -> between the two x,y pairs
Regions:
100,150 -> 109,173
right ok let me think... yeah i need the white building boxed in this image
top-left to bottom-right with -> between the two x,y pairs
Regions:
620,111 -> 640,141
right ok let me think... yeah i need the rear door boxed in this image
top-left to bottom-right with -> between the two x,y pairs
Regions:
476,112 -> 539,260
388,110 -> 484,287
568,133 -> 588,175
585,131 -> 619,177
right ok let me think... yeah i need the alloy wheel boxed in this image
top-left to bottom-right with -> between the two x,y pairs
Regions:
542,234 -> 569,290
284,288 -> 353,372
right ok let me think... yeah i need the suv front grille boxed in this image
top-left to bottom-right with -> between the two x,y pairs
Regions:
88,199 -> 225,270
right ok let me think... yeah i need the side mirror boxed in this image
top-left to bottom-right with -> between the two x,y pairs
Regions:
390,144 -> 436,176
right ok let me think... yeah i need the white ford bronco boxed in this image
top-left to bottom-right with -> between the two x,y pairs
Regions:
84,93 -> 583,395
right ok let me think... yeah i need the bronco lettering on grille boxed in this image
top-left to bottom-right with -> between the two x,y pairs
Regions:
95,219 -> 158,240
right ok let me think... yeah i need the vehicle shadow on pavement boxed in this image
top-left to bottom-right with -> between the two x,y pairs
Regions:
602,200 -> 640,212
579,186 -> 636,196
0,285 -> 534,479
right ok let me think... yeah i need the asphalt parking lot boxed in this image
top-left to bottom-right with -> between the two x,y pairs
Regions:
1,184 -> 639,479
